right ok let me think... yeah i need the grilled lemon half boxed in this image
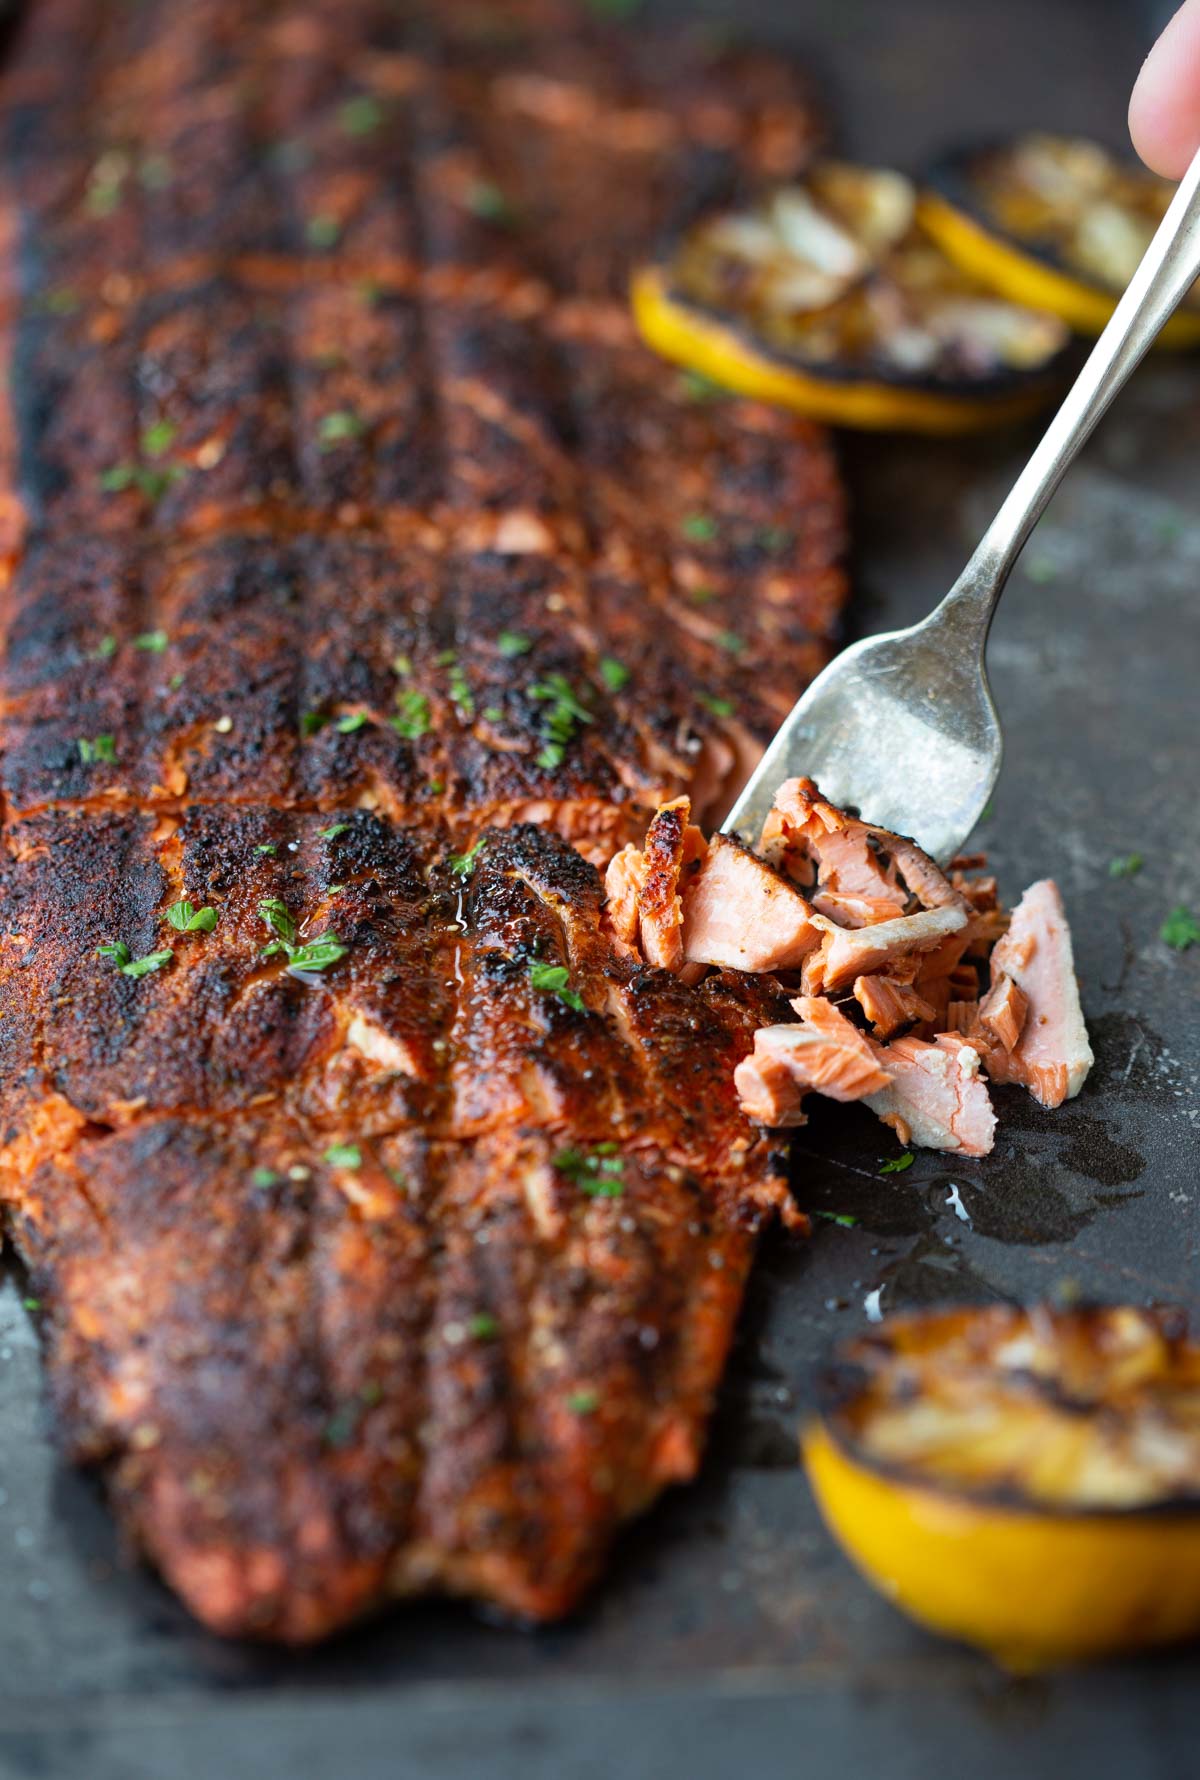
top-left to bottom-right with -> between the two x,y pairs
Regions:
920,133 -> 1200,346
804,1304 -> 1200,1670
633,162 -> 1071,433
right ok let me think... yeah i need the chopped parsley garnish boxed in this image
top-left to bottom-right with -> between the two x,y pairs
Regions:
497,630 -> 532,658
306,213 -> 341,249
482,704 -> 503,721
338,94 -> 384,136
447,663 -> 475,718
1025,554 -> 1057,584
449,837 -> 486,878
697,692 -> 734,719
168,672 -> 184,691
598,655 -> 629,692
257,898 -> 298,946
254,842 -> 278,856
22,1298 -> 41,1312
141,419 -> 177,458
879,1153 -> 915,1175
165,900 -> 218,933
464,179 -> 516,225
554,1143 -> 624,1197
43,286 -> 80,315
97,941 -> 173,979
319,822 -> 350,840
283,937 -> 349,973
815,1209 -> 859,1226
78,734 -> 116,765
566,1388 -> 599,1415
756,524 -> 793,555
93,634 -> 118,661
715,629 -> 745,655
270,137 -> 312,174
336,711 -> 368,734
133,628 -> 168,653
318,408 -> 365,448
251,1167 -> 279,1189
529,960 -> 585,1013
678,368 -> 724,402
689,584 -> 718,604
100,461 -> 182,501
529,673 -> 592,770
301,709 -> 329,737
392,689 -> 431,738
681,512 -> 718,544
138,152 -> 172,191
1161,906 -> 1200,952
467,1312 -> 500,1340
322,1402 -> 362,1450
392,652 -> 412,678
324,1142 -> 362,1168
1109,853 -> 1144,879
84,150 -> 129,216
435,649 -> 457,667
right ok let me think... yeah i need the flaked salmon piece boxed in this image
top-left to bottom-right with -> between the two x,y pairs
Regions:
602,842 -> 646,956
864,1033 -> 998,1157
760,777 -> 962,917
812,890 -> 911,928
802,902 -> 968,995
854,973 -> 937,1040
976,972 -> 1029,1054
681,833 -> 822,973
981,879 -> 1092,1108
733,996 -> 891,1124
945,998 -> 979,1036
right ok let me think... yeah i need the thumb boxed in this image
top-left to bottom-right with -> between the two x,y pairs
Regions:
1129,0 -> 1200,178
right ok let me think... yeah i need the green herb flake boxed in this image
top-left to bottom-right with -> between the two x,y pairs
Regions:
815,1210 -> 859,1227
697,692 -> 734,719
1025,554 -> 1057,585
715,629 -> 746,656
133,628 -> 169,653
554,1146 -> 625,1197
689,584 -> 718,604
1109,853 -> 1144,879
497,630 -> 532,658
254,843 -> 278,856
78,734 -> 117,765
258,897 -> 297,946
1161,906 -> 1200,952
96,941 -> 131,968
566,1388 -> 600,1416
319,822 -> 350,840
530,960 -> 586,1013
392,652 -> 412,678
482,704 -> 504,722
301,709 -> 329,737
322,1402 -> 361,1451
251,1167 -> 279,1190
165,900 -> 218,934
338,94 -> 384,137
324,1142 -> 362,1169
318,408 -> 365,449
464,178 -> 516,225
447,664 -> 475,718
681,512 -> 718,544
93,634 -> 118,661
756,524 -> 793,555
99,463 -> 137,494
435,649 -> 458,668
598,655 -> 630,692
391,689 -> 432,739
467,1312 -> 500,1340
336,711 -> 369,734
306,212 -> 341,250
879,1153 -> 915,1175
168,672 -> 185,691
119,949 -> 173,980
22,1297 -> 41,1312
138,152 -> 172,191
449,837 -> 486,878
141,419 -> 177,458
43,286 -> 80,316
286,937 -> 349,974
528,672 -> 592,771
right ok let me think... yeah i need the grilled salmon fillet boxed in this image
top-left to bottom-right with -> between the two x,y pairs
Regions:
0,0 -> 845,1638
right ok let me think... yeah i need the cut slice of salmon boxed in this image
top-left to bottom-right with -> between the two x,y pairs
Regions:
734,996 -> 892,1125
602,796 -> 708,973
681,833 -> 822,972
804,902 -> 968,994
854,972 -> 937,1039
981,879 -> 1093,1108
976,971 -> 1029,1054
864,1033 -> 998,1157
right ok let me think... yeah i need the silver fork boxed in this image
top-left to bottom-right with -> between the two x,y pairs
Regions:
723,143 -> 1200,864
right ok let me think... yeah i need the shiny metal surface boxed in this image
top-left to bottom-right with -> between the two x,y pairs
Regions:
724,141 -> 1200,861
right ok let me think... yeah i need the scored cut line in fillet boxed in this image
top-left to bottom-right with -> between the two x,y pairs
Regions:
0,0 -> 846,1639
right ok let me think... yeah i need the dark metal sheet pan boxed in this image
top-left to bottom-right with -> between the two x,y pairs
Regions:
2,1 -> 1197,1773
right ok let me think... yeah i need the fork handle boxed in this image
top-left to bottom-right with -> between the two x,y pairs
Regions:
941,140 -> 1200,634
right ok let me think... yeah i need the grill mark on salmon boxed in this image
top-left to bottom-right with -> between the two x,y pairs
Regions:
0,0 -> 844,1639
